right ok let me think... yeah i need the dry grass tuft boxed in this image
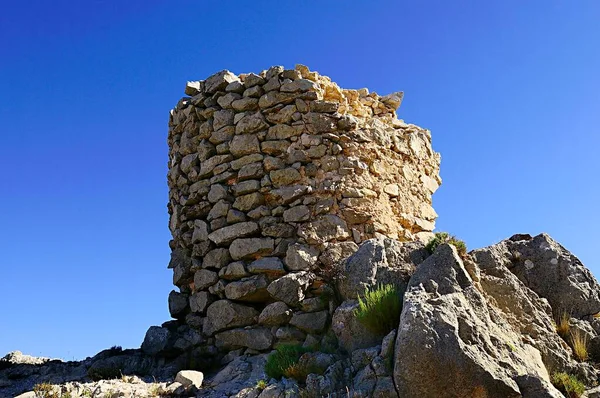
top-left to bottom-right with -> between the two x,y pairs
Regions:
570,329 -> 589,362
556,312 -> 571,340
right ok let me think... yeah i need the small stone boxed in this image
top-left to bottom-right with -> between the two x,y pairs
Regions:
276,326 -> 306,341
207,221 -> 260,245
231,97 -> 259,113
231,153 -> 263,170
185,81 -> 204,96
190,291 -> 213,314
381,91 -> 404,110
258,91 -> 297,109
243,73 -> 265,87
217,93 -> 242,109
384,183 -> 399,197
229,238 -> 275,260
263,76 -> 281,92
203,300 -> 258,335
207,200 -> 230,220
269,185 -> 309,205
247,257 -> 285,275
286,244 -> 320,271
205,70 -> 239,94
175,370 -> 204,389
232,179 -> 260,196
194,269 -> 219,290
259,301 -> 293,326
270,168 -> 301,187
227,209 -> 247,223
261,222 -> 296,238
202,248 -> 231,269
261,140 -> 290,155
180,153 -> 198,174
192,220 -> 209,243
210,126 -> 235,145
142,326 -> 171,356
266,124 -> 302,140
220,261 -> 250,280
298,215 -> 352,244
207,184 -> 228,203
267,271 -> 313,306
235,112 -> 269,134
266,105 -> 297,124
168,290 -> 189,318
238,162 -> 265,181
230,134 -> 260,157
300,297 -> 327,312
215,327 -> 274,351
224,274 -> 270,302
283,205 -> 311,222
243,85 -> 264,98
289,310 -> 329,334
233,192 -> 265,211
226,80 -> 245,93
280,79 -> 319,93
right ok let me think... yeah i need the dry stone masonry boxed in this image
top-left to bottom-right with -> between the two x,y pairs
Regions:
165,65 -> 441,357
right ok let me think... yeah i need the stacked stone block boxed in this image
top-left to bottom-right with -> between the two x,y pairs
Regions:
166,65 -> 441,355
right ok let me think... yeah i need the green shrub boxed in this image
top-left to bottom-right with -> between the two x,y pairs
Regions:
551,372 -> 585,398
265,344 -> 311,380
354,284 -> 403,335
426,232 -> 467,257
256,379 -> 268,391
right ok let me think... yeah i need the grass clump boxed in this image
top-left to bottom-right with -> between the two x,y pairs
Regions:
265,344 -> 312,381
551,372 -> 585,398
426,232 -> 467,257
354,284 -> 403,335
33,383 -> 59,398
556,312 -> 571,339
570,329 -> 589,362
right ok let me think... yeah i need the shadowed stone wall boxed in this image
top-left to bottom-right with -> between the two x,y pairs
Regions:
165,65 -> 440,355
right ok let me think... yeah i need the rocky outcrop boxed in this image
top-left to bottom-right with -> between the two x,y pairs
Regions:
472,233 -> 600,319
394,244 -> 555,397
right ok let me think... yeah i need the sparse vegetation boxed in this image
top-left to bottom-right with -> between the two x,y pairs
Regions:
149,383 -> 169,397
551,372 -> 585,398
426,232 -> 467,257
265,344 -> 312,381
506,342 -> 516,352
121,373 -> 135,383
556,311 -> 571,339
33,383 -> 59,398
354,284 -> 403,335
570,329 -> 589,362
256,379 -> 268,391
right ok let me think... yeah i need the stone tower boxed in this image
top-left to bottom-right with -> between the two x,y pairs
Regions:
165,65 -> 441,357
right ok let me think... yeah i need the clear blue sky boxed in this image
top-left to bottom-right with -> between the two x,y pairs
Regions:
1,1 -> 598,360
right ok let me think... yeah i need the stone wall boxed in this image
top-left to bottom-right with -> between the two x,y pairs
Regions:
165,65 -> 441,355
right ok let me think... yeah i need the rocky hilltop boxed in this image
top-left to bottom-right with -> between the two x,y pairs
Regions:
3,66 -> 600,398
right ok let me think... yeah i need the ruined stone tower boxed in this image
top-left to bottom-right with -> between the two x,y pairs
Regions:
165,65 -> 441,357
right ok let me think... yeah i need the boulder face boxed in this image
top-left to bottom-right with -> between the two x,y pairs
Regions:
393,244 -> 564,397
337,238 -> 428,300
473,233 -> 600,319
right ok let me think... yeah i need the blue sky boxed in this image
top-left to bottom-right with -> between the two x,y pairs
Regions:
1,1 -> 598,360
